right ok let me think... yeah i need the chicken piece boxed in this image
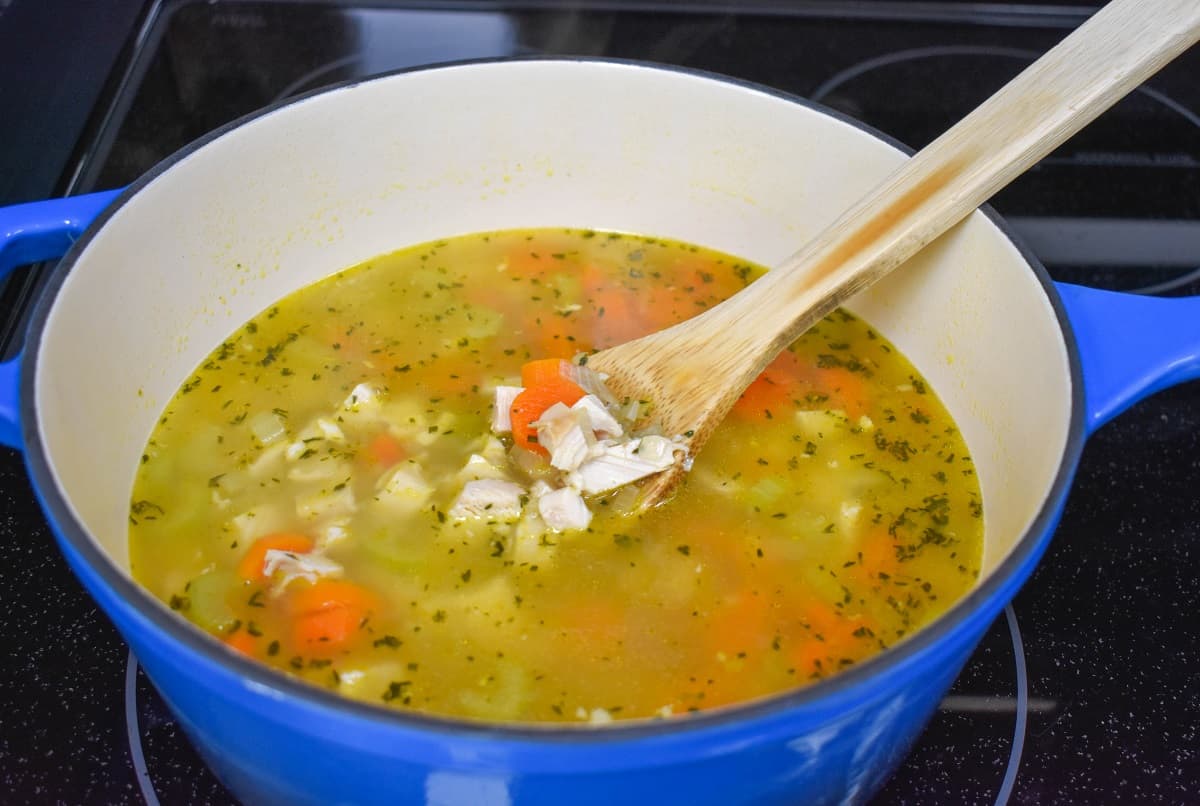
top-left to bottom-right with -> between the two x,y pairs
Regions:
456,453 -> 512,484
569,435 -> 683,495
490,386 -> 524,433
227,505 -> 287,543
375,463 -> 434,513
571,394 -> 623,437
285,417 -> 346,460
343,383 -> 384,413
262,549 -> 343,591
449,479 -> 526,521
534,404 -> 596,472
296,485 -> 357,521
537,486 -> 592,531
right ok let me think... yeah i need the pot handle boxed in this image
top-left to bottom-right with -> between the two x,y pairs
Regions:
1056,281 -> 1200,436
0,190 -> 122,449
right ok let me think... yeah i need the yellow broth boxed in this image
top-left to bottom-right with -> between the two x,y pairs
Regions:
128,230 -> 983,723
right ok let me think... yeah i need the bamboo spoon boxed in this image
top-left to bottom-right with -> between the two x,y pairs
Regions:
586,0 -> 1200,508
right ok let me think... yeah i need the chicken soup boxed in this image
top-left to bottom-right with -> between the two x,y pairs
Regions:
129,229 -> 983,723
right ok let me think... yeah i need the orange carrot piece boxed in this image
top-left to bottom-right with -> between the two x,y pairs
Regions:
706,592 -> 773,658
366,431 -> 405,468
537,315 -> 580,358
520,358 -> 573,388
853,528 -> 901,584
814,367 -> 868,419
788,603 -> 869,678
290,579 -> 378,655
224,630 -> 257,657
237,533 -> 315,583
509,376 -> 587,455
732,350 -> 804,420
583,265 -> 646,348
560,601 -> 627,644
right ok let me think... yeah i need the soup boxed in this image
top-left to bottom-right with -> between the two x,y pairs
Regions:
128,230 -> 982,723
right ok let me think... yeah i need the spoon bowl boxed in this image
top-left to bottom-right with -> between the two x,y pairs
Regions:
588,0 -> 1200,507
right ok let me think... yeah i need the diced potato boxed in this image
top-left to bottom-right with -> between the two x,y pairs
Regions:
374,462 -> 434,514
226,504 -> 287,543
793,409 -> 848,438
248,411 -> 288,447
288,458 -> 352,484
296,485 -> 357,521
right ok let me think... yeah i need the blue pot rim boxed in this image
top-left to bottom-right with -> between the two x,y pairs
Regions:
19,56 -> 1088,745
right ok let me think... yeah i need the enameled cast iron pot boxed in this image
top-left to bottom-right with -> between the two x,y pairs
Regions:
2,60 -> 1198,805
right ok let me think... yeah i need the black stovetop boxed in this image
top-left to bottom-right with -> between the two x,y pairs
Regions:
1,2 -> 1198,804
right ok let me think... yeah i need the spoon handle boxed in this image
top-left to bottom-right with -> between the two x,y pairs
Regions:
699,0 -> 1200,364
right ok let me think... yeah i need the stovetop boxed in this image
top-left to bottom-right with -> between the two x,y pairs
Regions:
1,2 -> 1198,804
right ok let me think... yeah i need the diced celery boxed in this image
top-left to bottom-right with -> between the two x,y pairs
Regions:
360,528 -> 427,575
185,568 -> 238,633
457,661 -> 531,721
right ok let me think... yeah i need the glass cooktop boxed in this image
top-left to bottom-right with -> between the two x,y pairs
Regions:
1,1 -> 1197,803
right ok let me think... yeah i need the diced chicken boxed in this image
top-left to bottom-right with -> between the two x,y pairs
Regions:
287,458 -> 352,484
343,383 -> 384,413
316,519 -> 351,549
449,479 -> 526,521
285,418 -> 346,460
248,442 -> 287,478
210,489 -> 231,510
569,364 -> 621,409
537,486 -> 592,531
571,395 -> 623,437
375,463 -> 434,513
227,505 -> 286,543
568,436 -> 682,495
511,510 -> 553,566
477,435 -> 508,466
296,485 -> 357,521
262,549 -> 343,590
456,453 -> 512,484
840,499 -> 863,532
414,411 -> 456,447
490,386 -> 524,433
534,404 -> 595,471
577,707 -> 613,724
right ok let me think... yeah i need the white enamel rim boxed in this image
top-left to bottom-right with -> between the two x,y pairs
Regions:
19,57 -> 1087,742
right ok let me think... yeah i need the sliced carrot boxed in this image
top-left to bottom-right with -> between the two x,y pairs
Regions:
509,376 -> 587,455
536,314 -> 580,358
732,350 -> 804,421
814,366 -> 869,419
851,527 -> 901,585
559,601 -> 628,646
583,265 -> 646,348
290,579 -> 378,655
365,431 -> 405,468
223,630 -> 258,657
237,533 -> 315,582
520,358 -> 573,388
788,603 -> 870,679
503,248 -> 555,279
706,591 -> 774,658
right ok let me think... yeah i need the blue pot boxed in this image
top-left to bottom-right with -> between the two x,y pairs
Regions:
1,60 -> 1197,805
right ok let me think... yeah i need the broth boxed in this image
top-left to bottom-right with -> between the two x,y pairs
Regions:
128,230 -> 982,723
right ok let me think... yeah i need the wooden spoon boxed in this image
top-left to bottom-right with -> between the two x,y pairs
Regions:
586,0 -> 1200,508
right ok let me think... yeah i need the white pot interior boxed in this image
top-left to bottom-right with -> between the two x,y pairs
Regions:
35,60 -> 1072,585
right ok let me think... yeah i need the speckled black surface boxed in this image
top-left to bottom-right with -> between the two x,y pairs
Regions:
1,2 -> 1198,804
